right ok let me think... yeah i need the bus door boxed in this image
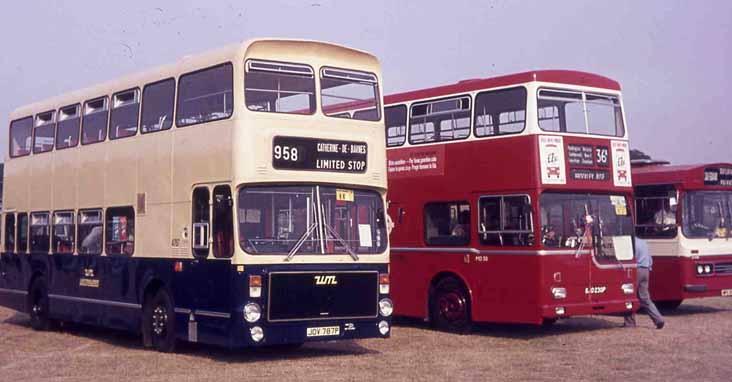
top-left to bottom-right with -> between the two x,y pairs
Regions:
187,185 -> 233,336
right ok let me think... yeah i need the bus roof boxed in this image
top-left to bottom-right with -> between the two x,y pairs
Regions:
9,38 -> 379,121
384,70 -> 621,105
632,162 -> 732,189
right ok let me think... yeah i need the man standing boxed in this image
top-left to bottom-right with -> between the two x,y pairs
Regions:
624,236 -> 665,329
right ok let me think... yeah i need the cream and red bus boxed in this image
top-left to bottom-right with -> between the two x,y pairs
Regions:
0,39 -> 392,351
384,71 -> 638,330
632,162 -> 732,309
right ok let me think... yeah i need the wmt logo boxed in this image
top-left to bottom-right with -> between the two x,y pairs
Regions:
314,275 -> 338,286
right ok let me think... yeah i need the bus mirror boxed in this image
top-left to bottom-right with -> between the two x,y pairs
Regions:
193,223 -> 210,249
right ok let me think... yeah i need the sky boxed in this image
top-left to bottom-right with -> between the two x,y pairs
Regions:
0,0 -> 730,165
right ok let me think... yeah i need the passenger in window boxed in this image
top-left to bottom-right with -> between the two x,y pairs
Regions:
81,226 -> 103,254
451,224 -> 466,238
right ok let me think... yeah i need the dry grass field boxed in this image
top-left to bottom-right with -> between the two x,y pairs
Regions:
1,298 -> 731,381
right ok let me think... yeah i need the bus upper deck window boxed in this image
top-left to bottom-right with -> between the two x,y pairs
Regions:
177,63 -> 233,127
82,97 -> 109,145
245,60 -> 315,115
33,111 -> 56,153
56,104 -> 81,149
110,88 -> 140,139
321,67 -> 380,121
9,117 -> 33,157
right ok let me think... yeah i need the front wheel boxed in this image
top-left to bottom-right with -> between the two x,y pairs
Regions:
430,277 -> 471,333
143,289 -> 177,352
29,278 -> 51,331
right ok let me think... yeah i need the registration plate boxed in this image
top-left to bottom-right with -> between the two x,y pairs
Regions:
306,326 -> 340,337
722,289 -> 732,297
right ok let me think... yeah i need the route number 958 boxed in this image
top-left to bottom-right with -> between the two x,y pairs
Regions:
273,145 -> 299,162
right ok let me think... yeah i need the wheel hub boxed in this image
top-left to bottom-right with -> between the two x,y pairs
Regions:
438,291 -> 466,321
152,306 -> 168,335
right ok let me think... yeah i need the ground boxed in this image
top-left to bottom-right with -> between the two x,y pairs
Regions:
1,298 -> 731,381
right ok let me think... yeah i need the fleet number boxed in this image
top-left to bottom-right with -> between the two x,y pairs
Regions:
274,145 -> 299,161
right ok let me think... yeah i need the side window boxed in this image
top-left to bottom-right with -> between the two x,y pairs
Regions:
17,213 -> 28,253
33,111 -> 56,153
634,185 -> 678,238
212,185 -> 234,258
192,187 -> 210,258
9,117 -> 33,157
53,211 -> 75,254
82,97 -> 109,144
479,195 -> 534,246
385,105 -> 407,147
321,67 -> 380,121
78,210 -> 103,255
30,212 -> 50,253
245,60 -> 315,115
105,207 -> 135,256
424,201 -> 471,246
410,96 -> 471,144
141,78 -> 175,133
474,87 -> 527,137
56,104 -> 81,149
109,88 -> 140,139
177,63 -> 233,126
4,214 -> 15,252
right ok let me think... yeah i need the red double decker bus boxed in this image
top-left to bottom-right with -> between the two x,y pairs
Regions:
384,71 -> 638,330
632,162 -> 732,309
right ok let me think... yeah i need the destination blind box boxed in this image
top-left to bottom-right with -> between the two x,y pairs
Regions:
272,136 -> 368,173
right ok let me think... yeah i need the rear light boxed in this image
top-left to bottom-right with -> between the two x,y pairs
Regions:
379,273 -> 389,294
621,283 -> 634,295
551,287 -> 566,300
249,275 -> 262,298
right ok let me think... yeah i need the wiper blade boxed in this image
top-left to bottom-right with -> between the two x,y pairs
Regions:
284,222 -> 318,262
323,220 -> 359,261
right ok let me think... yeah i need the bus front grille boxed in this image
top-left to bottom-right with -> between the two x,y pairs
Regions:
713,262 -> 732,275
267,271 -> 379,322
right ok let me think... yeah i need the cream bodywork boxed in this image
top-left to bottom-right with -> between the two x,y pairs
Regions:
3,39 -> 388,266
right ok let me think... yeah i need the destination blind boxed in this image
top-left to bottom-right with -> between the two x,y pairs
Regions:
272,136 -> 368,173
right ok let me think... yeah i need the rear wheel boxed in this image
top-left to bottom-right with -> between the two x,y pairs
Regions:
655,299 -> 683,311
430,277 -> 471,333
29,278 -> 51,331
143,289 -> 176,352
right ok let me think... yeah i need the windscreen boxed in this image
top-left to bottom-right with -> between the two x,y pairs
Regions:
238,185 -> 387,256
682,191 -> 732,239
540,192 -> 634,261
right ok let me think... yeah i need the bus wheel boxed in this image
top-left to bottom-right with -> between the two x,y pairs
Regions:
430,277 -> 471,333
655,300 -> 683,311
29,278 -> 51,331
143,289 -> 176,352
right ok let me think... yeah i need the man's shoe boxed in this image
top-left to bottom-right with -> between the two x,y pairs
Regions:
656,321 -> 665,329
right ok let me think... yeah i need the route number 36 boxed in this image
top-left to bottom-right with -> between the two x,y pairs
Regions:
274,145 -> 299,161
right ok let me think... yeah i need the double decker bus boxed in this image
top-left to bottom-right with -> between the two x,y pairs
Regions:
0,39 -> 392,352
384,71 -> 638,330
632,162 -> 732,309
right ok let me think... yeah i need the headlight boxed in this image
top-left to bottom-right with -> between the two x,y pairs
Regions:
697,265 -> 704,275
704,265 -> 712,274
378,320 -> 390,335
250,326 -> 264,342
244,303 -> 261,323
379,298 -> 394,317
552,287 -> 566,300
621,283 -> 634,295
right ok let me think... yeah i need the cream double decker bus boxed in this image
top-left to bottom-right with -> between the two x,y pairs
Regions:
0,39 -> 392,352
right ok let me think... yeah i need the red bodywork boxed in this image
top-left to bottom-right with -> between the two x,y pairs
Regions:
386,71 -> 637,325
633,163 -> 732,302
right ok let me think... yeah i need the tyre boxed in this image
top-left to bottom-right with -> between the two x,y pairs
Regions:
430,277 -> 471,333
28,278 -> 51,331
655,299 -> 683,311
143,289 -> 177,352
542,318 -> 558,326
